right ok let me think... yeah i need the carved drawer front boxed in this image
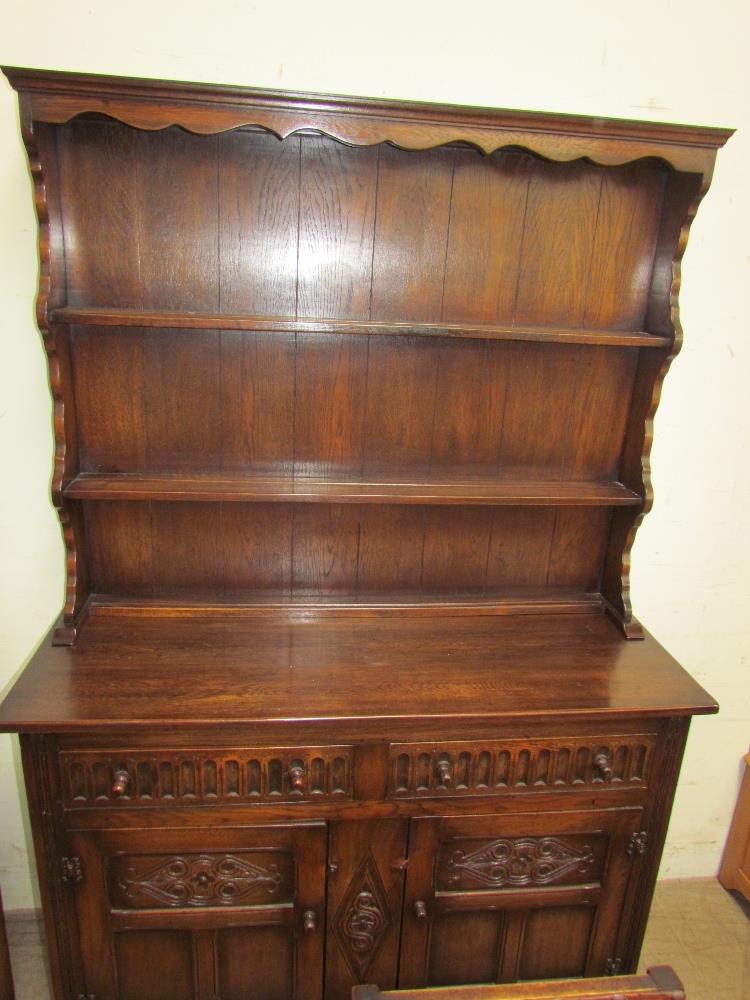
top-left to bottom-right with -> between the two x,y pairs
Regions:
59,746 -> 353,807
388,735 -> 656,798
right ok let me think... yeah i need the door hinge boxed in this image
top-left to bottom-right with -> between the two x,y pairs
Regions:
626,831 -> 648,858
61,856 -> 84,884
604,957 -> 623,976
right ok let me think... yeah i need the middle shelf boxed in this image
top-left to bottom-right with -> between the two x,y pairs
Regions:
64,473 -> 642,506
51,307 -> 672,348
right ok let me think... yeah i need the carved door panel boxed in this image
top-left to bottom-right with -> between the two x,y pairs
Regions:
399,808 -> 643,988
68,823 -> 326,1000
325,820 -> 409,1000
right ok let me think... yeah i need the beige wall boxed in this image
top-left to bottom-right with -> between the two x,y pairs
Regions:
0,0 -> 748,907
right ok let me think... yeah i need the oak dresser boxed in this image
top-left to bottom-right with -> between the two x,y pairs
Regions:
0,68 -> 731,1000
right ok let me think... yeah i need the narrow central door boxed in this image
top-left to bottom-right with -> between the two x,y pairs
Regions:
325,819 -> 409,999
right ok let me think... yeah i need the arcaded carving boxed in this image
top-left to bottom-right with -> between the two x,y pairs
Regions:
389,738 -> 654,797
60,746 -> 353,806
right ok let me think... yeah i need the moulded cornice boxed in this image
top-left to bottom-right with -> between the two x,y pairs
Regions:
2,66 -> 734,174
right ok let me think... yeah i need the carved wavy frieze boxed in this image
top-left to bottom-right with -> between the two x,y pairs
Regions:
11,89 -> 720,172
444,836 -> 595,888
333,855 -> 392,979
111,853 -> 285,908
5,66 -> 728,174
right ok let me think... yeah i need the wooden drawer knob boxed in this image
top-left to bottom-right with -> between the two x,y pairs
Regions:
414,900 -> 427,920
288,764 -> 306,791
302,909 -> 316,932
111,769 -> 130,796
594,751 -> 613,780
436,758 -> 453,786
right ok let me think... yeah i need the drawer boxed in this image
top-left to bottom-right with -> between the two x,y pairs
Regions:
59,745 -> 354,808
388,734 -> 657,798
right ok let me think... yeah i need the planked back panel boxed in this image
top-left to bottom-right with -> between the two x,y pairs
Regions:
58,123 -> 667,330
44,114 -> 698,624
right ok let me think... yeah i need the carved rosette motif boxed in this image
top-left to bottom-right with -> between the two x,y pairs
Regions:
445,836 -> 595,888
333,855 -> 391,979
113,853 -> 283,908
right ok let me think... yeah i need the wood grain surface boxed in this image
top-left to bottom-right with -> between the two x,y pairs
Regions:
0,612 -> 716,732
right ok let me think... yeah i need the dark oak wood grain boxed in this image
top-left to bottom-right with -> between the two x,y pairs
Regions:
0,68 -> 729,1000
298,138 -> 378,320
52,308 -> 674,346
218,130 -> 299,316
0,613 -> 716,733
64,473 -> 642,505
5,66 -> 731,173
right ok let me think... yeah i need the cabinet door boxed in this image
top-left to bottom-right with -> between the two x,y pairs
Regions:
325,820 -> 409,1000
69,823 -> 325,1000
399,808 -> 643,988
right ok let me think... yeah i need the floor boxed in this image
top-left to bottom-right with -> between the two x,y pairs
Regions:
4,877 -> 749,998
638,878 -> 750,999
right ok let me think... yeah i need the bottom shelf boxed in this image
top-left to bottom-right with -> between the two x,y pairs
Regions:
86,588 -> 604,619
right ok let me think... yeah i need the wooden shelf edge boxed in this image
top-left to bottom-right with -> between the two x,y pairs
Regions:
64,474 -> 642,507
51,307 -> 672,349
87,591 -> 605,620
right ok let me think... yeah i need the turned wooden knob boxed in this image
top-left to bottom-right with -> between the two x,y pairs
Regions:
111,769 -> 130,796
436,758 -> 453,786
594,752 -> 613,780
288,764 -> 306,791
414,900 -> 427,920
302,909 -> 316,932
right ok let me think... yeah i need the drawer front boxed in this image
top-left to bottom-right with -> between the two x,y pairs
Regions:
59,746 -> 353,808
388,735 -> 656,799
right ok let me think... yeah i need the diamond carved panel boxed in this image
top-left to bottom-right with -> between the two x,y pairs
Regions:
333,854 -> 392,979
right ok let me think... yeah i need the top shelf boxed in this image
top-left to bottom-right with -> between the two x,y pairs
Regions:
51,307 -> 672,349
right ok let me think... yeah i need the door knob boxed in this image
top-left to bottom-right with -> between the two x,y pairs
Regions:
288,764 -> 306,791
436,758 -> 453,786
594,751 -> 613,780
112,769 -> 130,796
